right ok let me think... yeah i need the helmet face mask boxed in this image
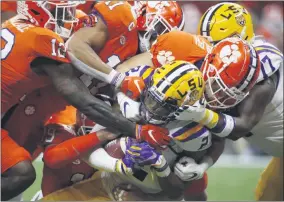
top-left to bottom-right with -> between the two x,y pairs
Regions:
140,61 -> 205,124
136,1 -> 184,52
17,1 -> 80,39
201,37 -> 260,110
203,63 -> 248,109
140,86 -> 178,125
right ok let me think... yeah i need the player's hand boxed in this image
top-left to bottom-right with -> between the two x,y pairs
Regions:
174,157 -> 205,181
173,101 -> 206,122
135,124 -> 171,150
114,154 -> 134,175
120,76 -> 146,100
116,92 -> 142,122
127,142 -> 170,177
126,142 -> 161,166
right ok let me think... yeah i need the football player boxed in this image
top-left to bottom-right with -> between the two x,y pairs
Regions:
21,1 -> 184,171
195,3 -> 283,200
1,1 -> 80,199
116,38 -> 261,200
41,61 -> 215,201
40,106 -> 119,197
1,1 -> 166,199
67,1 -> 184,90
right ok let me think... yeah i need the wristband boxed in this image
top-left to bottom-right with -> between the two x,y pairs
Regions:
199,109 -> 219,129
213,114 -> 235,138
154,164 -> 171,177
108,70 -> 126,88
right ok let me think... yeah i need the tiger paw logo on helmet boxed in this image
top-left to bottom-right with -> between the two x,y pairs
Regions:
157,50 -> 175,65
219,43 -> 241,66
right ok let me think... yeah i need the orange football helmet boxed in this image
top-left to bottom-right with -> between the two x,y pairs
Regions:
201,37 -> 261,109
17,1 -> 81,39
134,1 -> 184,52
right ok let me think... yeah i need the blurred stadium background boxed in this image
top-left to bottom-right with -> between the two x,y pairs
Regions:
19,0 -> 282,201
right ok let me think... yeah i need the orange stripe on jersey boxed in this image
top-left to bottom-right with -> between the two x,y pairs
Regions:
174,124 -> 204,142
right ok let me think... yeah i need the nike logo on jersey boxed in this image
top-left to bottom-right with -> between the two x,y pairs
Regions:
123,102 -> 130,116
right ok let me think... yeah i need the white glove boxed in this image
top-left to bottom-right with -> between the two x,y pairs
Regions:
174,157 -> 206,181
174,101 -> 206,122
116,92 -> 142,122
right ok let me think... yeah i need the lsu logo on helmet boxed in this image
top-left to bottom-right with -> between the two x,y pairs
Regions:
198,2 -> 254,43
150,60 -> 205,107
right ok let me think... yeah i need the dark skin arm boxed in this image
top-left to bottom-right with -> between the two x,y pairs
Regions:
204,136 -> 225,164
210,77 -> 277,141
1,161 -> 36,200
226,77 -> 276,141
34,59 -> 136,136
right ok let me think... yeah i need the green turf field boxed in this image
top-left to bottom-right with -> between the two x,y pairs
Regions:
23,161 -> 264,201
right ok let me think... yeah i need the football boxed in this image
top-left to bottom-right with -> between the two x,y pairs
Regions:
104,137 -> 137,159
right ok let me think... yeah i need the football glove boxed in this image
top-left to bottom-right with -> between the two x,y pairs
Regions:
135,124 -> 171,150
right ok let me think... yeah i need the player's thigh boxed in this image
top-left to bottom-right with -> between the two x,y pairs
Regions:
1,129 -> 32,173
255,157 -> 283,201
41,171 -> 111,201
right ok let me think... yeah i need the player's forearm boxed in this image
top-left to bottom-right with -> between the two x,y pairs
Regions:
199,137 -> 225,171
68,34 -> 112,74
50,68 -> 136,135
83,147 -> 119,172
43,132 -> 102,169
67,36 -> 124,87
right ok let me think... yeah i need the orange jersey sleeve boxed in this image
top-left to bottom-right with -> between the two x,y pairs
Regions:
33,27 -> 70,64
150,31 -> 212,68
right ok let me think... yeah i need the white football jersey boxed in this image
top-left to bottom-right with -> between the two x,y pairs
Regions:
245,36 -> 283,157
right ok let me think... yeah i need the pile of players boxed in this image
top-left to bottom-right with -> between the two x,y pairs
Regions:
1,1 -> 283,201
